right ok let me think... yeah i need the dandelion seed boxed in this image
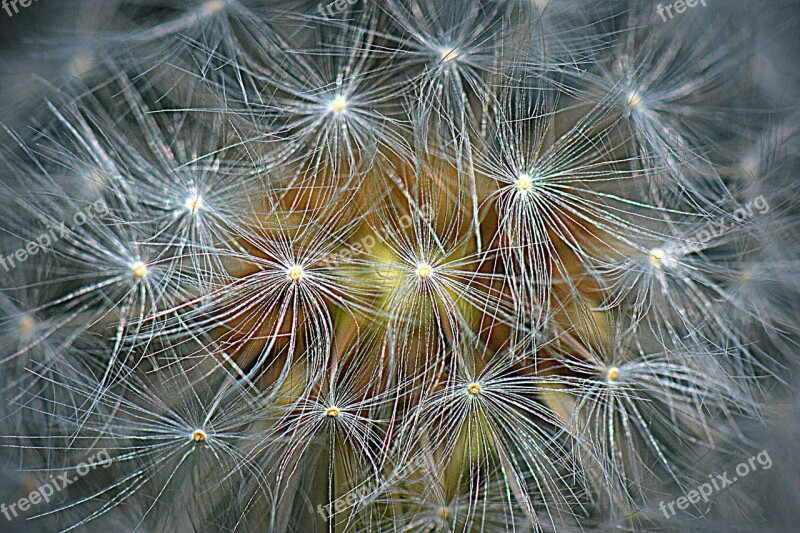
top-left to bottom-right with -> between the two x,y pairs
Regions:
607,366 -> 620,383
191,429 -> 208,442
131,261 -> 148,279
467,382 -> 482,396
287,265 -> 305,282
437,506 -> 451,520
325,406 -> 340,418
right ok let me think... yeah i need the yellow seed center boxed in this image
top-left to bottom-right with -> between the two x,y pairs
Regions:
516,174 -> 533,193
325,406 -> 340,418
329,96 -> 348,114
739,270 -> 752,285
467,383 -> 482,396
437,506 -> 451,519
19,315 -> 35,333
440,47 -> 459,62
185,195 -> 203,215
201,0 -> 225,16
131,261 -> 148,279
626,90 -> 642,108
649,248 -> 665,268
416,263 -> 433,279
607,367 -> 620,382
68,55 -> 94,77
192,429 -> 207,442
287,265 -> 305,281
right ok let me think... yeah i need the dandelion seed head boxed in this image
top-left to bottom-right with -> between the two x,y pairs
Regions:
287,265 -> 305,282
416,263 -> 433,279
1,4 -> 795,531
131,261 -> 148,279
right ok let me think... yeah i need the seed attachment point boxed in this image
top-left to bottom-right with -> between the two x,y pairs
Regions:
416,263 -> 433,279
19,315 -> 35,333
439,47 -> 459,63
328,95 -> 348,114
131,261 -> 148,279
467,383 -> 482,396
201,0 -> 225,16
626,90 -> 643,109
185,195 -> 203,215
516,173 -> 533,193
325,406 -> 340,418
287,265 -> 305,282
192,429 -> 208,442
649,248 -> 676,269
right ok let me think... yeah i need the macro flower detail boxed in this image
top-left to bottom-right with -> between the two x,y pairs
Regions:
0,1 -> 799,532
